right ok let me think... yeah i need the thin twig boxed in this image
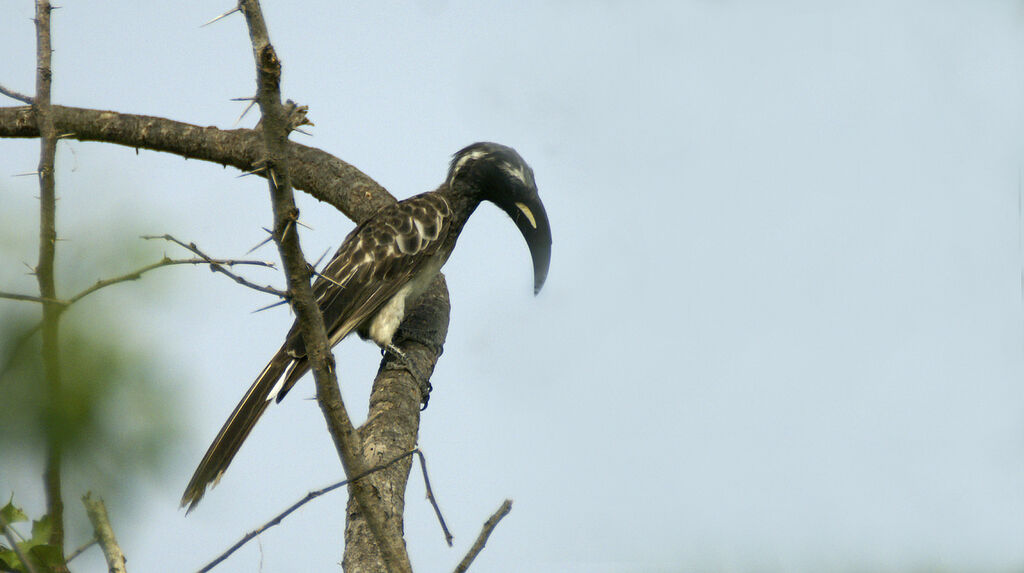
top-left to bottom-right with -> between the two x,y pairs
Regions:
82,493 -> 126,573
0,513 -> 37,573
415,449 -> 453,546
0,257 -> 275,308
65,537 -> 97,563
0,83 -> 33,104
0,291 -> 65,305
453,500 -> 513,573
66,256 -> 276,305
197,448 -> 419,573
143,234 -> 287,298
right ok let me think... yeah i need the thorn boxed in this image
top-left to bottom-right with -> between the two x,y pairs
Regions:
293,127 -> 312,136
230,96 -> 256,102
268,169 -> 279,188
233,99 -> 258,127
201,6 -> 240,27
245,234 -> 275,255
310,269 -> 345,289
238,164 -> 267,178
312,247 -> 330,269
12,171 -> 40,177
56,132 -> 76,139
295,219 -> 313,231
253,299 -> 288,313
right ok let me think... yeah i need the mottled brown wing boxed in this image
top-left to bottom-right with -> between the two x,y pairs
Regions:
273,192 -> 453,398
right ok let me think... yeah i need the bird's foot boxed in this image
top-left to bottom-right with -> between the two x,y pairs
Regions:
383,343 -> 408,362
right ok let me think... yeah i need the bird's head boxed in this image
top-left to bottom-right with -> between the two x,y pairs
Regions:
447,142 -> 552,294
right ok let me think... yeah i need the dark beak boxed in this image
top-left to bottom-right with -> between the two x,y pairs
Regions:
505,196 -> 551,294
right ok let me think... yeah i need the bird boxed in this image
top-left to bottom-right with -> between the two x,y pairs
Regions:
181,142 -> 552,510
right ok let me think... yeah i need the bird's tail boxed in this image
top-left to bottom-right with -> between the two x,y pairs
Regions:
180,349 -> 294,512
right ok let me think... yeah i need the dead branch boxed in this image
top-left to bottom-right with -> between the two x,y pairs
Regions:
453,500 -> 513,573
415,449 -> 453,547
198,448 -> 421,572
82,493 -> 127,573
65,537 -> 97,563
142,235 -> 286,298
0,83 -> 32,105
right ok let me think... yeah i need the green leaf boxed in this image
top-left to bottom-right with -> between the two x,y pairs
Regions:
28,543 -> 63,569
28,515 -> 52,547
0,497 -> 28,525
0,548 -> 20,572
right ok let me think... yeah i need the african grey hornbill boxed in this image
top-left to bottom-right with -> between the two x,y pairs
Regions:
181,142 -> 551,510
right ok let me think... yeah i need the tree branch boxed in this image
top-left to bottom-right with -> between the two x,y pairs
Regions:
0,256 -> 276,308
198,448 -> 420,572
0,105 -> 394,222
453,500 -> 513,573
82,493 -> 127,573
238,1 -> 411,571
0,84 -> 32,105
141,234 -> 285,298
32,2 -> 67,568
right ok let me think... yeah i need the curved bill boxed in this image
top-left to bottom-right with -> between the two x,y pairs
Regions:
507,197 -> 552,294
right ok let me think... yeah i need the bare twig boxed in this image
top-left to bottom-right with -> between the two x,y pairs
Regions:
197,448 -> 419,572
414,449 -> 453,546
0,512 -> 37,573
65,537 -> 97,563
0,83 -> 33,104
143,234 -> 287,298
66,256 -> 276,305
0,257 -> 275,308
453,500 -> 513,573
82,493 -> 127,573
0,291 -> 65,305
238,1 -> 411,572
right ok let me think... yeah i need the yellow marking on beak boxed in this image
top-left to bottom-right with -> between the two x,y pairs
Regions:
515,202 -> 537,229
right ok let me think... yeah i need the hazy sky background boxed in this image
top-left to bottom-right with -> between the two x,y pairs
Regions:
2,1 -> 1024,572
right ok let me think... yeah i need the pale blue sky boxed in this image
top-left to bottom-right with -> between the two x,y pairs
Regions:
2,1 -> 1024,572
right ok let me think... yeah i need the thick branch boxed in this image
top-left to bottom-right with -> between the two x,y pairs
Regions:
0,105 -> 393,221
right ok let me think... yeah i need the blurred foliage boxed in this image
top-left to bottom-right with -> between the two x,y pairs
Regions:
0,498 -> 61,573
0,229 -> 184,527
0,306 -> 180,494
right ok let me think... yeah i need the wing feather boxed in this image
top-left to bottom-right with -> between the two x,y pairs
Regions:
272,192 -> 452,400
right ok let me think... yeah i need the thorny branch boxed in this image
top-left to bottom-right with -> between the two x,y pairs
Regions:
0,256 -> 276,308
32,1 -> 67,567
198,448 -> 432,572
238,1 -> 411,571
142,234 -> 286,298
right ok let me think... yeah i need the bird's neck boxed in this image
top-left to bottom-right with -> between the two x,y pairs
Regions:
438,182 -> 484,226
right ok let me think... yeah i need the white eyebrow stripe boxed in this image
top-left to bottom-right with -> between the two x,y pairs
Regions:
502,161 -> 528,185
452,149 -> 488,175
